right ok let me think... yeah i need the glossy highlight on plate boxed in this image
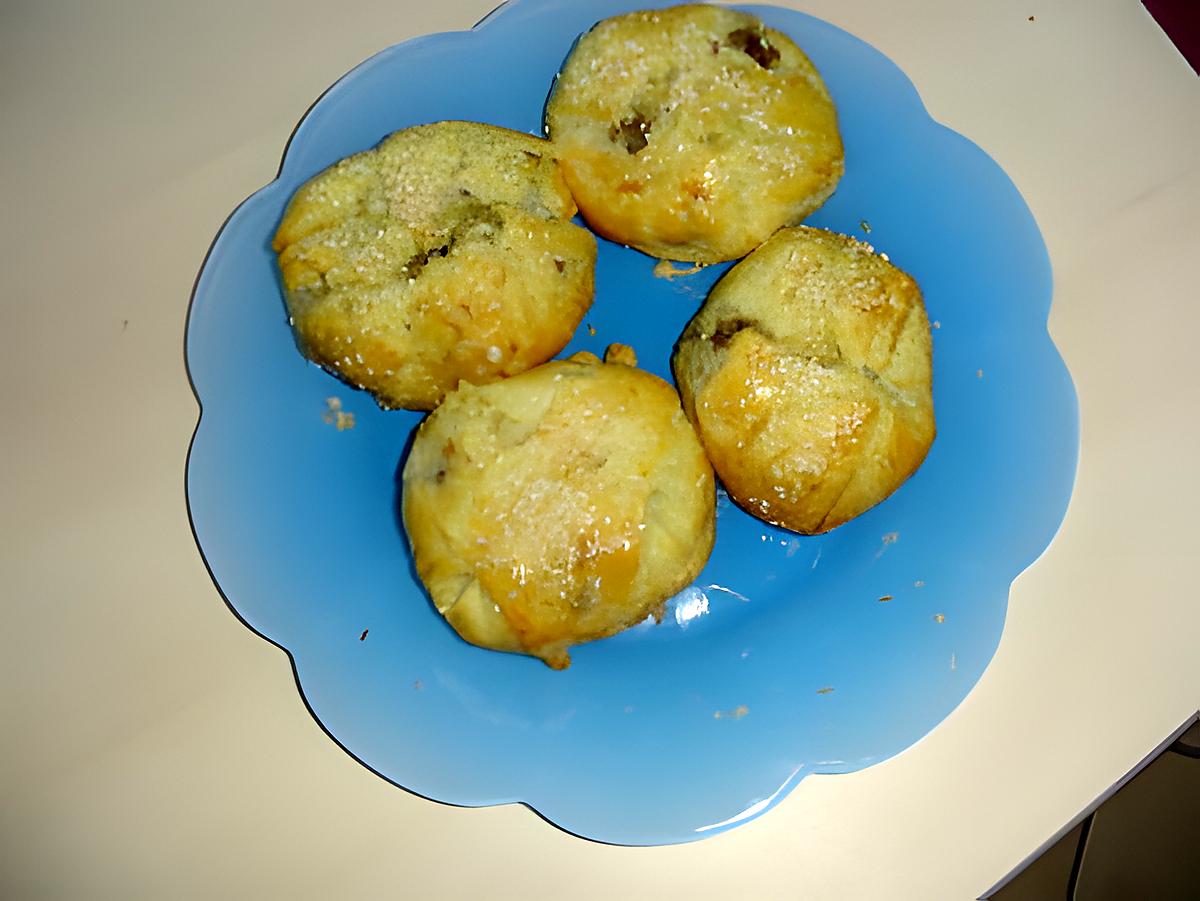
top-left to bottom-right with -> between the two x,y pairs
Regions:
185,0 -> 1078,845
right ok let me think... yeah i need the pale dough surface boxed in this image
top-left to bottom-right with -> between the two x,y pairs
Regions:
404,347 -> 715,668
546,4 -> 843,263
674,226 -> 934,534
274,121 -> 596,410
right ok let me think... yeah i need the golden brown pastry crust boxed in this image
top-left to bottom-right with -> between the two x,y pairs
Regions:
273,121 -> 597,411
673,227 -> 935,534
545,4 -> 843,264
403,347 -> 715,668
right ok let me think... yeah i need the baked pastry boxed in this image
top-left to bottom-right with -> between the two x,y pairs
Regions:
403,345 -> 715,668
545,4 -> 843,263
272,121 -> 597,410
673,227 -> 935,534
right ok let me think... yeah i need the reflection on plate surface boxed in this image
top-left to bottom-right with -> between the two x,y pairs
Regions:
185,0 -> 1078,845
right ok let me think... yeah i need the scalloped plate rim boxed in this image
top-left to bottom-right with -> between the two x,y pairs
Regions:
183,0 -> 1080,845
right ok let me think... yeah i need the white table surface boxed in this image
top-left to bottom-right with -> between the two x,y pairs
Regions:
3,0 -> 1198,897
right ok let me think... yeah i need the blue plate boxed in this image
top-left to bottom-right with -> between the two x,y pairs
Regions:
186,0 -> 1078,845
